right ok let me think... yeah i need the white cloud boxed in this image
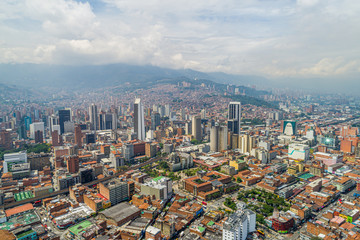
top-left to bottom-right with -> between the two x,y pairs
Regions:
0,0 -> 359,79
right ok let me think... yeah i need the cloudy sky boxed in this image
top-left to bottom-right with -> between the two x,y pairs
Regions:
1,0 -> 359,80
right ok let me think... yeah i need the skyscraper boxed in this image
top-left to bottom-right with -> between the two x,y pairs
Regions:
228,102 -> 241,135
192,115 -> 202,141
0,130 -> 12,150
151,112 -> 161,130
59,109 -> 71,135
210,124 -> 228,152
29,122 -> 44,139
49,114 -> 58,133
99,112 -> 115,130
74,124 -> 82,147
239,134 -> 255,154
34,130 -> 43,143
66,155 -> 79,174
89,104 -> 98,131
134,98 -> 145,140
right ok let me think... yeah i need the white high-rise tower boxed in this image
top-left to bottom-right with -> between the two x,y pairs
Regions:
89,103 -> 98,131
134,98 -> 145,140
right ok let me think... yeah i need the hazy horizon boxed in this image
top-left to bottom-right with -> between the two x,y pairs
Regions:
1,0 -> 359,92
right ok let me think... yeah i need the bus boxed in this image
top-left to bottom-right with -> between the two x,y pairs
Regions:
33,200 -> 42,207
257,230 -> 265,236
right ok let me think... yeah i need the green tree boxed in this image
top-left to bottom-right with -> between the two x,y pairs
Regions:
191,139 -> 200,145
159,161 -> 169,170
256,214 -> 265,224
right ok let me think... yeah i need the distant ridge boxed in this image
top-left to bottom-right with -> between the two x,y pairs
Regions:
0,63 -> 267,90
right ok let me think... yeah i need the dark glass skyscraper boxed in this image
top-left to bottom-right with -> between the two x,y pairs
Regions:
151,112 -> 160,130
58,109 -> 71,134
228,102 -> 241,134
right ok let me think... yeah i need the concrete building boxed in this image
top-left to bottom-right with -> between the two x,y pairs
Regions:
66,155 -> 79,174
333,177 -> 356,193
192,115 -> 202,141
99,202 -> 140,226
74,124 -> 82,147
141,176 -> 172,200
29,122 -> 44,139
122,143 -> 134,160
168,152 -> 193,172
145,142 -> 157,158
0,130 -> 12,150
89,104 -> 98,131
288,144 -> 310,162
99,179 -> 129,206
314,152 -> 343,166
145,226 -> 161,240
210,125 -> 228,152
3,152 -> 27,173
282,120 -> 297,136
239,134 -> 255,154
56,173 -> 80,191
222,209 -> 256,240
134,98 -> 145,140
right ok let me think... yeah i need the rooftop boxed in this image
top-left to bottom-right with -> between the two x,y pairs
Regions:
101,202 -> 140,223
5,203 -> 33,218
69,220 -> 93,236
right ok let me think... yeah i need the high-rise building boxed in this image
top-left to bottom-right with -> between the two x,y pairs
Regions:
3,152 -> 27,173
210,125 -> 228,152
74,124 -> 82,147
0,130 -> 12,150
89,104 -> 98,131
228,102 -> 241,135
66,155 -> 79,174
141,176 -> 172,200
64,121 -> 74,133
112,112 -> 117,130
134,98 -> 145,140
281,120 -> 297,136
85,133 -> 96,144
99,112 -> 114,130
29,122 -> 44,139
18,125 -> 26,140
24,116 -> 32,131
239,134 -> 255,154
58,109 -> 71,134
146,142 -> 157,158
49,115 -> 58,133
52,130 -> 61,146
223,209 -> 256,240
200,109 -> 207,119
99,179 -> 129,206
34,130 -> 43,143
192,115 -> 202,141
165,104 -> 171,117
185,122 -> 192,135
151,112 -> 161,130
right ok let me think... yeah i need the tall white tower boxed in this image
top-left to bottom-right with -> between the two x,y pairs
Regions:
89,103 -> 98,131
134,98 -> 145,140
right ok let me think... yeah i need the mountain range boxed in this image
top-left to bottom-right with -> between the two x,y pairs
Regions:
0,63 -> 358,95
0,63 -> 267,91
